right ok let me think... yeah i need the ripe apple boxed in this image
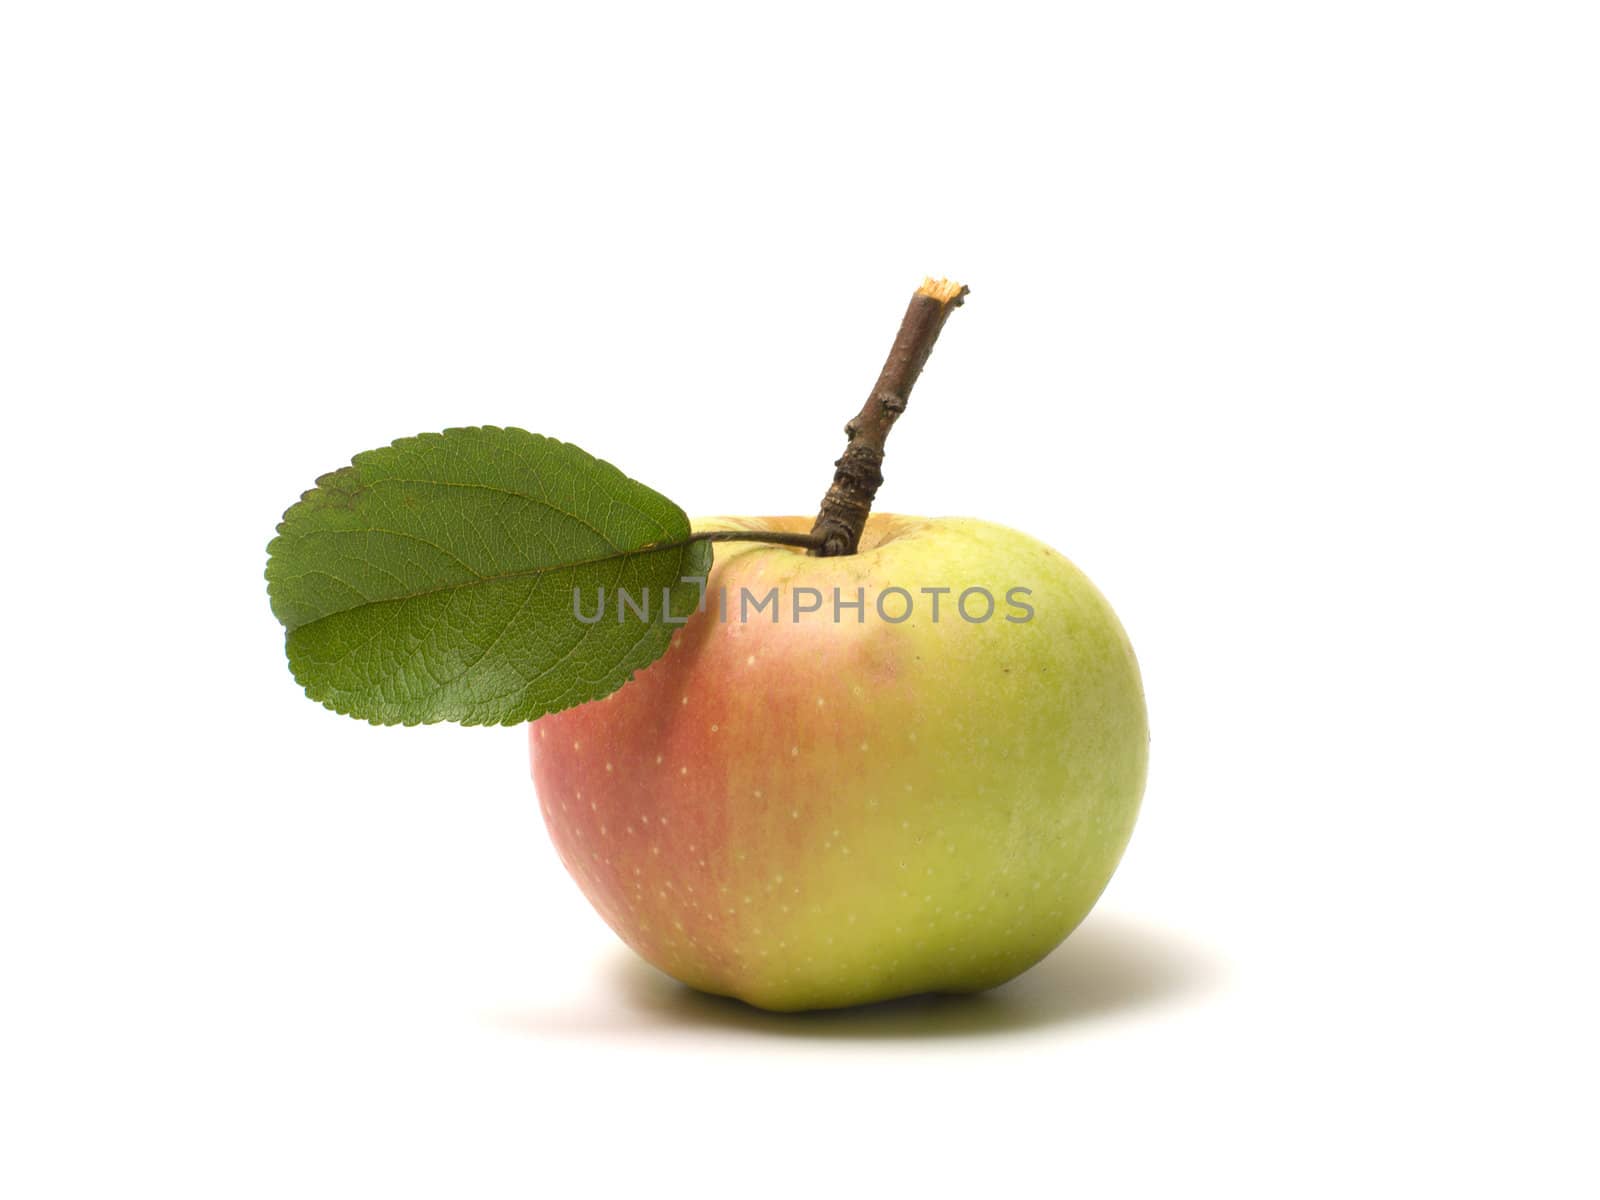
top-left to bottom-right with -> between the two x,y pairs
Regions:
529,514 -> 1148,1011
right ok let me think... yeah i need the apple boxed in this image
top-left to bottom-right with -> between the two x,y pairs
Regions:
529,514 -> 1148,1011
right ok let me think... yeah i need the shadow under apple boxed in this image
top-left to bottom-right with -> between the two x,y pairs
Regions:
499,914 -> 1224,1040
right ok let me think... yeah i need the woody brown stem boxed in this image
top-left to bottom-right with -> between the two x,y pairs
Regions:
808,277 -> 968,556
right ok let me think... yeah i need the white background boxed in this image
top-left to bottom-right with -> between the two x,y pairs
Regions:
3,3 -> 1597,1196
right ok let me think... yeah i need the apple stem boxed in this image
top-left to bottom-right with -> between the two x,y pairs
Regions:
807,276 -> 969,557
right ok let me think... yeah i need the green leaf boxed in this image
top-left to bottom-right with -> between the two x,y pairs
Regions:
265,426 -> 710,726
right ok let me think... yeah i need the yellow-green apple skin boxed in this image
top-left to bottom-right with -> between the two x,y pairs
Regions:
529,515 -> 1148,1012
